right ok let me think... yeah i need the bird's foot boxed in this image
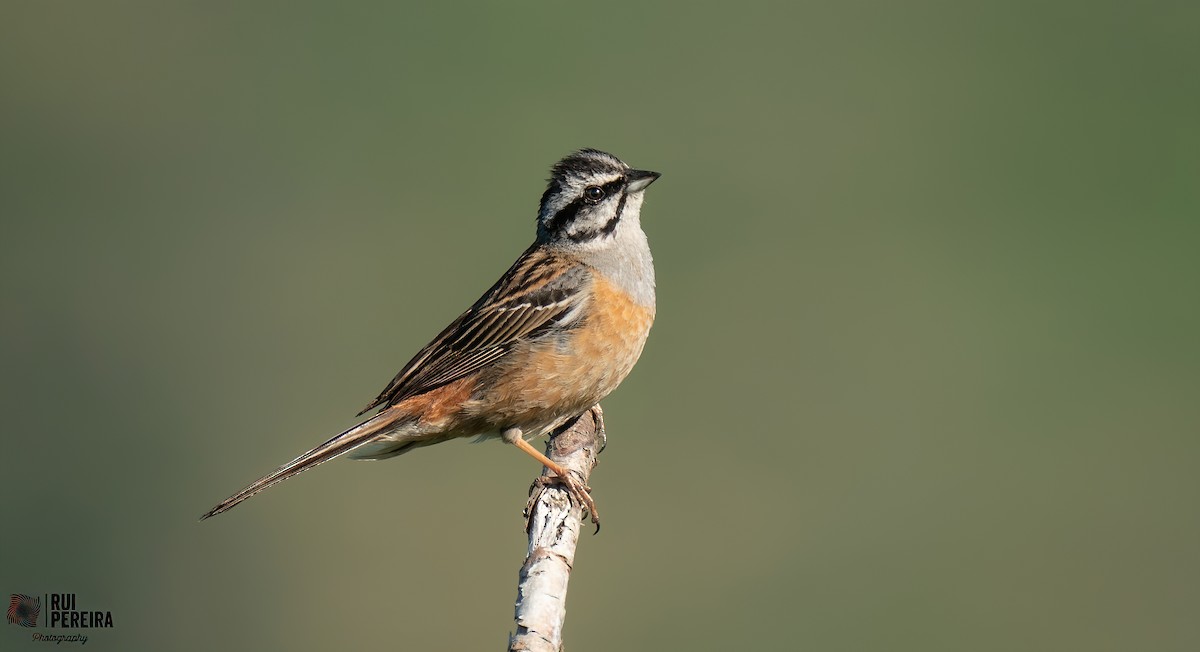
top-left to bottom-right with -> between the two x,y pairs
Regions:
525,471 -> 600,534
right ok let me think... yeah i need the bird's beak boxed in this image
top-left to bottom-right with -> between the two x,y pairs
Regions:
625,169 -> 661,193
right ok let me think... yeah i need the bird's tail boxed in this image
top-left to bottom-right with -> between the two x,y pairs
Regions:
200,407 -> 407,520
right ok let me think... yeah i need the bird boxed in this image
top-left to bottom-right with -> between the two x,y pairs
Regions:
201,148 -> 660,525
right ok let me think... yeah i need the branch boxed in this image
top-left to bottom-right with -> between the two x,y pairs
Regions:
509,405 -> 605,652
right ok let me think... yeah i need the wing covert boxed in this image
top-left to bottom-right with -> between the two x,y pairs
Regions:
357,247 -> 590,414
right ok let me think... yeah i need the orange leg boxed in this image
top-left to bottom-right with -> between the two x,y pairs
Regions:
508,435 -> 572,478
504,428 -> 599,529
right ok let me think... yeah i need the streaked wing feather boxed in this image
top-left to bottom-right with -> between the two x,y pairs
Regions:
417,347 -> 507,389
358,246 -> 589,414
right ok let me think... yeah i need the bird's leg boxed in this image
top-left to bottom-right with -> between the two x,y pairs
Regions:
504,427 -> 599,529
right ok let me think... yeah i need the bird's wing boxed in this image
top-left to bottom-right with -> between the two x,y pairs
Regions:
358,245 -> 591,414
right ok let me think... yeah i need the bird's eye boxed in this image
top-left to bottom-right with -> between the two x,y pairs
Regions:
583,186 -> 605,203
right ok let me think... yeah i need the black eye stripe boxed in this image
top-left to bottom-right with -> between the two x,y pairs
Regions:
584,177 -> 627,203
566,190 -> 628,243
545,197 -> 583,235
541,175 -> 631,240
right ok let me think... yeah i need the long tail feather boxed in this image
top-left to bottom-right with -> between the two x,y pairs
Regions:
200,408 -> 405,520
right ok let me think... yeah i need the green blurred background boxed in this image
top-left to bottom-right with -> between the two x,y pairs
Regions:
2,2 -> 1198,650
